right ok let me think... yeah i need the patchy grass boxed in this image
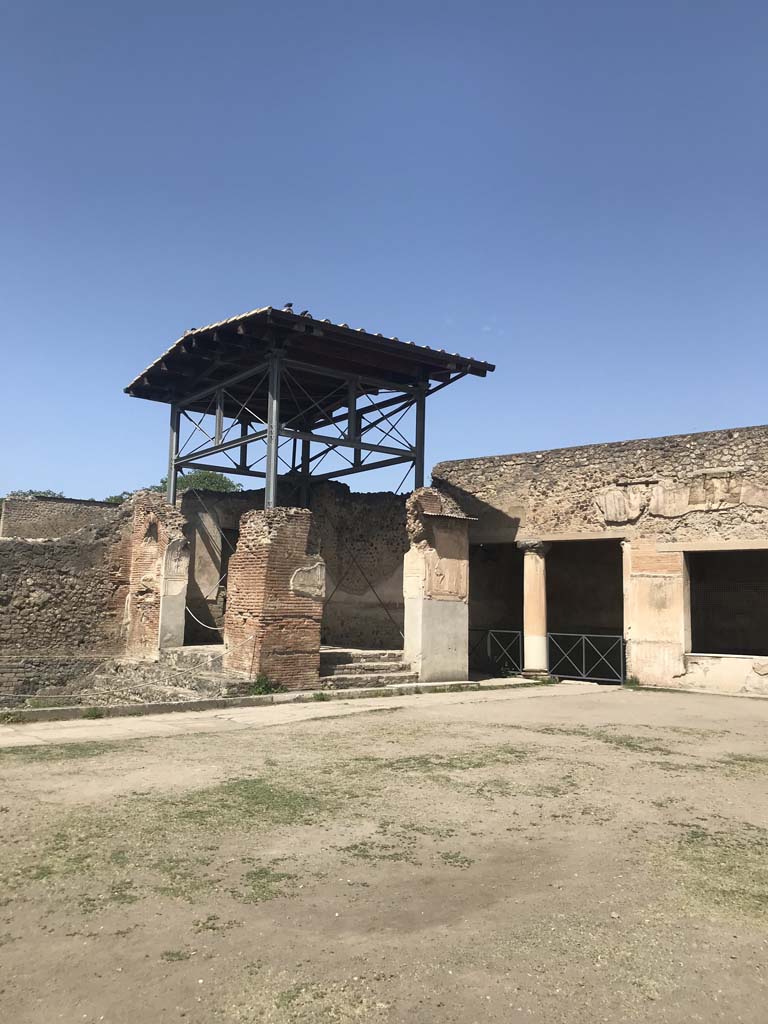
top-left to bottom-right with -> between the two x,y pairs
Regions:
0,739 -> 145,763
160,948 -> 191,962
0,774 -> 336,913
78,880 -> 139,914
275,983 -> 306,1009
718,753 -> 768,772
474,778 -> 514,799
171,776 -> 326,829
338,839 -> 418,864
237,865 -> 297,903
151,853 -> 217,901
439,850 -> 474,869
674,821 -> 768,917
648,759 -> 714,774
193,914 -> 241,934
395,821 -> 458,839
538,725 -> 675,755
529,772 -> 580,798
352,743 -> 534,776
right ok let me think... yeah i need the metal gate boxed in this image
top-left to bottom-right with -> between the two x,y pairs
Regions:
469,628 -> 523,676
547,633 -> 624,683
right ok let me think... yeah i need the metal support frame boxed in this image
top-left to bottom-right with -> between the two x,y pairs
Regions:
167,405 -> 180,505
414,384 -> 426,490
348,379 -> 361,468
164,349 -> 465,505
265,351 -> 282,509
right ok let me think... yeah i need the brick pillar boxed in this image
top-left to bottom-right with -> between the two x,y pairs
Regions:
223,508 -> 325,688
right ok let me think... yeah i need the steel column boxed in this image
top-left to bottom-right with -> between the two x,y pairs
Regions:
239,418 -> 249,469
167,405 -> 180,505
348,379 -> 361,467
265,352 -> 282,509
299,438 -> 311,507
414,385 -> 426,489
214,389 -> 224,445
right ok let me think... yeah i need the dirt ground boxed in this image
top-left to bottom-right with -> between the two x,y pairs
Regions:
2,686 -> 768,1024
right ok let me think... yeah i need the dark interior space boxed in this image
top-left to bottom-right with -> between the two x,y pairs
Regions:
546,540 -> 624,636
469,544 -> 524,630
469,544 -> 524,674
689,549 -> 768,656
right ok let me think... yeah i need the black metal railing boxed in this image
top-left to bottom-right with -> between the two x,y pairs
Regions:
469,628 -> 523,676
547,632 -> 624,683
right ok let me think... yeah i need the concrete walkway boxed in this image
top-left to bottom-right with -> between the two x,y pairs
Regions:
0,682 -> 612,749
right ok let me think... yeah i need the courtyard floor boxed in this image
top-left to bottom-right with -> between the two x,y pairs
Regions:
1,686 -> 767,1023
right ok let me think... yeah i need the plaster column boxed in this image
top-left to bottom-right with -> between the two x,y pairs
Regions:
403,490 -> 471,683
521,541 -> 550,674
158,538 -> 190,649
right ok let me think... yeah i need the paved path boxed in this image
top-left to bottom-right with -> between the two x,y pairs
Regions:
0,682 -> 612,749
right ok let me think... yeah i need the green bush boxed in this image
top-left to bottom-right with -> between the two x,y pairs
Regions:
245,675 -> 284,696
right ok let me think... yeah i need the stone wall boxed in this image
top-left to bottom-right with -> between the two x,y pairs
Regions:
435,425 -> 768,693
125,493 -> 189,654
182,482 -> 408,650
0,506 -> 134,697
0,492 -> 190,699
434,425 -> 768,545
311,484 -> 407,649
0,496 -> 117,539
223,508 -> 325,688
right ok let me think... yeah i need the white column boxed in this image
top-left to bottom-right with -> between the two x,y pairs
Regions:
521,541 -> 550,673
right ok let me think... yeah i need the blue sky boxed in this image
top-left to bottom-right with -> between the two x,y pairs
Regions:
1,2 -> 766,497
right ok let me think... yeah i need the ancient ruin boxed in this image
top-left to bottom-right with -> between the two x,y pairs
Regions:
2,305 -> 767,705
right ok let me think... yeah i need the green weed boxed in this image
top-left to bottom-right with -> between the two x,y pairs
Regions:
245,675 -> 283,696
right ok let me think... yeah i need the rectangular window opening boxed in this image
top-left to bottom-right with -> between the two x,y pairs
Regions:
688,550 -> 768,656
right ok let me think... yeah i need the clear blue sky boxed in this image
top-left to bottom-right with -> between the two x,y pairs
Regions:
1,2 -> 766,498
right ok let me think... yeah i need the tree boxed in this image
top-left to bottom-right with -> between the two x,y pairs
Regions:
5,489 -> 64,499
104,491 -> 133,504
155,470 -> 243,494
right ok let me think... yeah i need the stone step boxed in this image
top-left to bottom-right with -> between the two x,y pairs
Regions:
319,648 -> 404,666
319,671 -> 419,690
321,660 -> 406,676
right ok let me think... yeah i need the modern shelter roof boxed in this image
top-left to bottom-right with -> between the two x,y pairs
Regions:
124,305 -> 495,420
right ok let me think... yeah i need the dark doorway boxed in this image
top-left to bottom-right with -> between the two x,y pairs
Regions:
688,550 -> 768,656
546,540 -> 624,681
546,540 -> 624,635
469,543 -> 524,675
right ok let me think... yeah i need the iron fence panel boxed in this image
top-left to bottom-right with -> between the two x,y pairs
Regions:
468,628 -> 522,676
547,632 -> 624,683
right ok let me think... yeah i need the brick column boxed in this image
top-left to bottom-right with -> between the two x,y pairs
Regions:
223,508 -> 325,689
520,541 -> 550,674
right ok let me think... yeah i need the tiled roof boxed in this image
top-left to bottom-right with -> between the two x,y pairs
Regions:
125,304 -> 495,397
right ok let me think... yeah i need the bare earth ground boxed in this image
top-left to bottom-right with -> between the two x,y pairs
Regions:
2,687 -> 768,1024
